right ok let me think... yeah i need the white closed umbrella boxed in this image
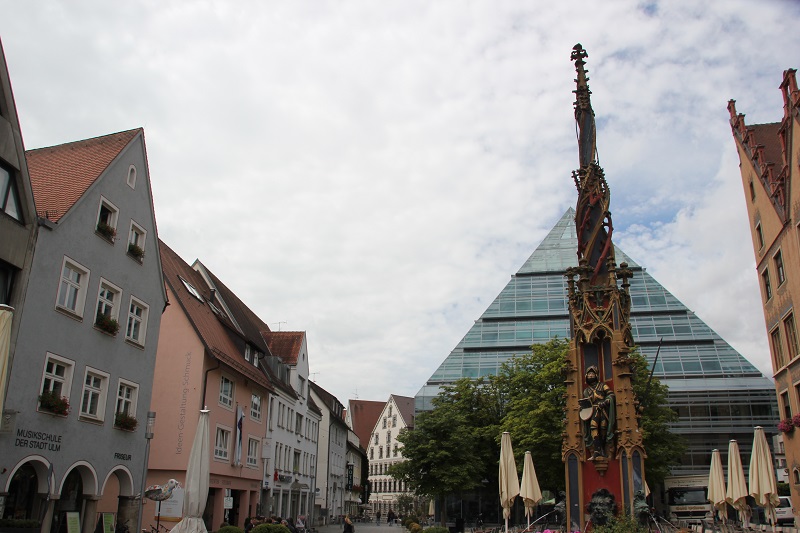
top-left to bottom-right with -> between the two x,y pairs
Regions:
0,306 -> 12,418
750,426 -> 779,529
499,432 -> 520,533
708,449 -> 727,522
519,451 -> 542,530
727,439 -> 749,526
170,409 -> 210,533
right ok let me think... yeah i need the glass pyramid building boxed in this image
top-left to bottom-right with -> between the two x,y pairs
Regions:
416,208 -> 777,476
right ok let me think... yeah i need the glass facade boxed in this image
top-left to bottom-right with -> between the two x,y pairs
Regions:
416,208 -> 778,476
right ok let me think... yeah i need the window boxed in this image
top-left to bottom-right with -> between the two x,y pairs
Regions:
179,276 -> 204,301
215,426 -> 231,460
392,415 -> 397,427
772,327 -> 786,369
95,279 -> 122,333
374,433 -> 378,445
127,165 -> 137,189
244,344 -> 252,362
219,375 -> 234,408
250,393 -> 262,420
382,417 -> 387,428
370,448 -> 374,460
393,445 -> 398,457
756,223 -> 765,250
298,376 -> 306,397
775,250 -> 786,286
762,268 -> 773,301
125,297 -> 148,345
750,180 -> 756,201
0,165 -> 21,221
293,450 -> 301,472
785,313 -> 799,361
386,431 -> 391,444
296,413 -> 303,434
379,446 -> 383,459
116,380 -> 138,416
781,391 -> 791,420
127,221 -> 146,261
80,368 -> 109,421
96,197 -> 119,241
247,438 -> 259,467
40,353 -> 74,399
56,258 -> 90,316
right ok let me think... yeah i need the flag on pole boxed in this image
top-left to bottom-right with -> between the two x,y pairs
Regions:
235,405 -> 243,465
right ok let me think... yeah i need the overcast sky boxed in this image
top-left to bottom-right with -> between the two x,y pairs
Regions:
2,1 -> 798,406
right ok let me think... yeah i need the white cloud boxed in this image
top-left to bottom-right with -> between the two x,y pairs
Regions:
1,0 -> 796,402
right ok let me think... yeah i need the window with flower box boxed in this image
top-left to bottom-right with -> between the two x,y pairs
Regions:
95,279 -> 122,335
96,197 -> 119,242
127,221 -> 146,262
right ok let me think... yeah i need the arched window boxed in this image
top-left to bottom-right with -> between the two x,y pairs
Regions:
127,165 -> 137,189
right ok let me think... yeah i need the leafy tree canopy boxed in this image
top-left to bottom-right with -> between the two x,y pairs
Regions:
392,338 -> 684,503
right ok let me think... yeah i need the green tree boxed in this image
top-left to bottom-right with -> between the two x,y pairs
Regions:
391,378 -> 501,525
492,338 -> 570,492
492,338 -> 683,490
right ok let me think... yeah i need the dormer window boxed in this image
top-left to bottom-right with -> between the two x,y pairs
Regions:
179,276 -> 204,301
245,344 -> 252,362
96,197 -> 119,242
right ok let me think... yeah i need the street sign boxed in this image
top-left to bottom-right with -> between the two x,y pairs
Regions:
224,497 -> 233,509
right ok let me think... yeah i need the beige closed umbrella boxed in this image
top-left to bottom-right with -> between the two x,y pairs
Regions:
0,306 -> 12,418
749,426 -> 779,529
170,409 -> 210,533
727,439 -> 749,526
519,451 -> 542,530
708,449 -> 727,522
499,432 -> 520,533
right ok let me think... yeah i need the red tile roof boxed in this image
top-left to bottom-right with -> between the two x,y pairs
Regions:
158,239 -> 275,392
348,399 -> 384,446
391,395 -> 416,430
264,331 -> 305,365
26,129 -> 140,221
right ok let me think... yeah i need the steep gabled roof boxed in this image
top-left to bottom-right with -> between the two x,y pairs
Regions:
195,262 -> 273,355
348,399 -> 384,446
27,129 -> 140,221
158,239 -> 274,392
309,381 -> 347,425
390,395 -> 415,430
193,261 -> 299,400
264,331 -> 305,365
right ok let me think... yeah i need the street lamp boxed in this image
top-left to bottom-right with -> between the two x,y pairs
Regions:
137,412 -> 156,533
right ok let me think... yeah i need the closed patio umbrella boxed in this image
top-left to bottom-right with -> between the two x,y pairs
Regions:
519,451 -> 542,530
170,409 -> 210,533
0,306 -> 12,418
749,426 -> 779,529
499,432 -> 520,533
727,439 -> 749,526
708,449 -> 727,522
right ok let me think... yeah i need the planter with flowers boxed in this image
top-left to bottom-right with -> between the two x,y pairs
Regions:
127,243 -> 145,262
38,390 -> 70,416
778,418 -> 794,434
114,412 -> 138,431
95,313 -> 120,336
96,221 -> 116,242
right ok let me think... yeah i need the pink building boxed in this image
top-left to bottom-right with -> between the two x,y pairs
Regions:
145,241 -> 277,530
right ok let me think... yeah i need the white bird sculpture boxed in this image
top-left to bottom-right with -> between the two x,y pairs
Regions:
144,479 -> 181,501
